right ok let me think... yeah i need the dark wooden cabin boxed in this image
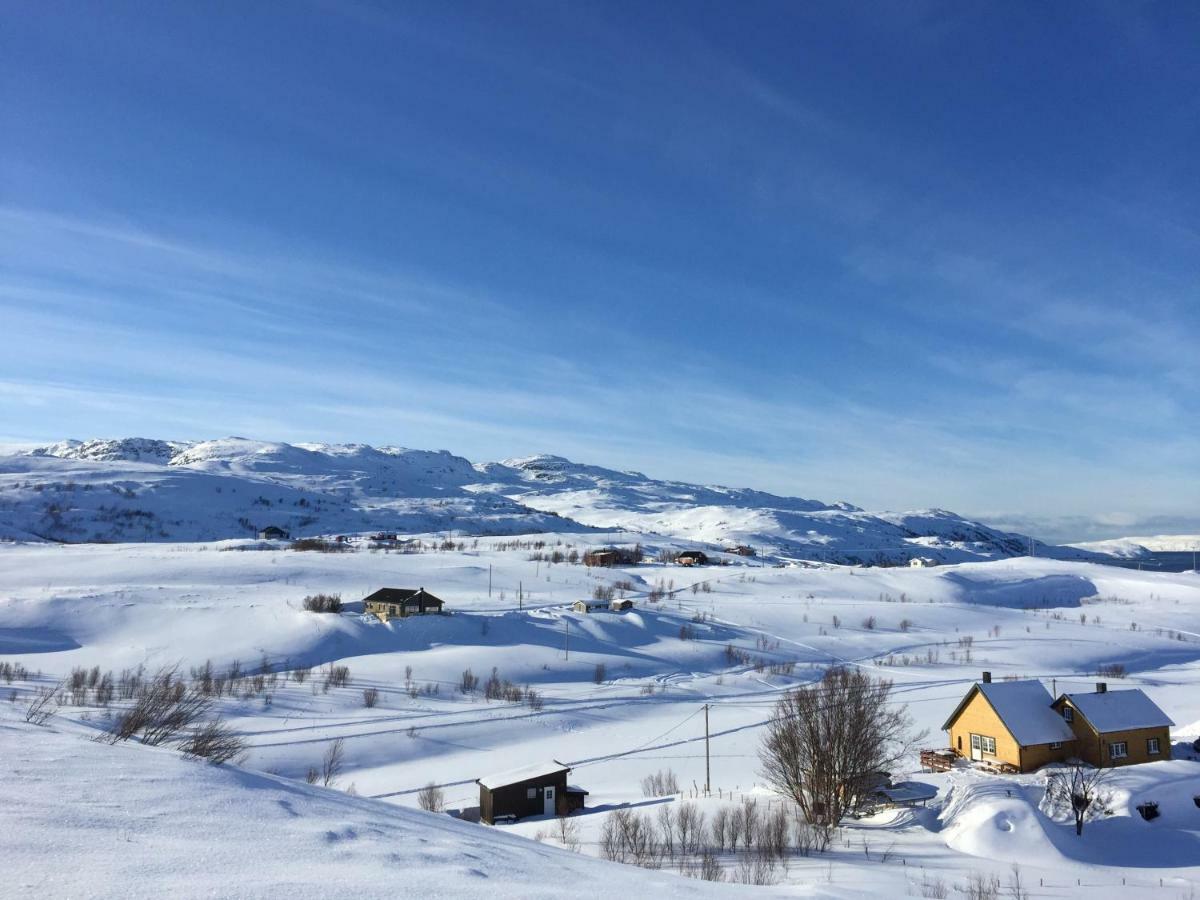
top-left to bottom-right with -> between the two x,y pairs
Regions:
583,549 -> 619,567
363,587 -> 445,622
477,761 -> 586,824
257,525 -> 290,540
676,550 -> 709,566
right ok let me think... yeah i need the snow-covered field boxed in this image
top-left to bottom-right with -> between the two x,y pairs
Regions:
3,534 -> 1200,897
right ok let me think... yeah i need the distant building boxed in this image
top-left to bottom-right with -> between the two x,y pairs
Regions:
364,587 -> 445,622
257,525 -> 290,540
676,550 -> 709,567
726,545 -> 756,557
477,761 -> 586,824
583,550 -> 619,567
909,557 -> 937,568
942,672 -> 1173,773
610,598 -> 634,612
572,599 -> 610,614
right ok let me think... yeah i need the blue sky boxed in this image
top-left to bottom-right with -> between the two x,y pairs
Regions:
2,1 -> 1197,541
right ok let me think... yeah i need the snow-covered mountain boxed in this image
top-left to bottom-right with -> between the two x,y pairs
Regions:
0,437 -> 1101,562
1069,534 -> 1200,558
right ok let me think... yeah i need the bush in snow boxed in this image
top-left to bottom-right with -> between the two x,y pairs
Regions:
302,593 -> 343,613
362,687 -> 380,708
417,782 -> 445,812
640,768 -> 680,797
180,718 -> 245,764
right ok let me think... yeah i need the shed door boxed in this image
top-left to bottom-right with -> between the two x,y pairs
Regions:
543,786 -> 556,816
969,734 -> 983,761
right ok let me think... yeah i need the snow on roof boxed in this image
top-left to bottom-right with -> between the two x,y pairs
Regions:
1062,689 -> 1174,733
477,761 -> 570,790
972,680 -> 1076,745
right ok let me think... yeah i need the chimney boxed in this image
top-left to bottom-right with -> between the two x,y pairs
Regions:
1096,682 -> 1107,694
981,671 -> 992,684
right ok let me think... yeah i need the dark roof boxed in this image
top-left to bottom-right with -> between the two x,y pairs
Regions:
364,587 -> 444,605
678,550 -> 708,559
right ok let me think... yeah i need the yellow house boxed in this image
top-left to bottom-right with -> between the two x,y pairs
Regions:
1051,685 -> 1173,768
942,674 -> 1076,773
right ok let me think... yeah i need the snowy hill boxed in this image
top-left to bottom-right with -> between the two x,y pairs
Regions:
1,437 -> 1102,563
1069,534 -> 1200,558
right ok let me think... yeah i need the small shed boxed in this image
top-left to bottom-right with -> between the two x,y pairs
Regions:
610,598 -> 634,612
477,761 -> 583,824
257,525 -> 290,540
364,587 -> 445,622
676,551 -> 709,567
909,557 -> 937,568
726,545 -> 756,557
572,599 -> 610,614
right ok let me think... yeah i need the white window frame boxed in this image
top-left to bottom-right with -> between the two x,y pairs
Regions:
1109,741 -> 1128,760
1147,737 -> 1160,755
981,736 -> 997,755
1050,741 -> 1062,750
1062,706 -> 1074,722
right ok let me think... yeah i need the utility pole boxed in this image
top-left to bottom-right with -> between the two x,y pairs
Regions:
704,704 -> 711,795
488,564 -> 492,599
519,581 -> 523,610
564,619 -> 569,661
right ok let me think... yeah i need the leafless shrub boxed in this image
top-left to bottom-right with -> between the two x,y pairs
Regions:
362,687 -> 380,708
417,782 -> 445,812
732,853 -> 778,885
696,850 -> 724,882
291,539 -> 348,553
862,616 -> 876,630
640,768 -> 680,797
303,593 -> 344,613
920,872 -> 948,898
180,718 -> 245,764
593,663 -> 606,684
656,805 -> 676,858
1096,662 -> 1126,678
556,814 -> 581,851
106,669 -> 211,745
1008,863 -> 1027,900
460,668 -> 479,693
680,802 -> 706,854
599,809 -> 662,868
710,806 -> 730,851
321,738 -> 345,787
24,683 -> 60,726
963,871 -> 1000,900
292,666 -> 310,684
304,766 -> 319,784
761,805 -> 789,859
322,664 -> 351,689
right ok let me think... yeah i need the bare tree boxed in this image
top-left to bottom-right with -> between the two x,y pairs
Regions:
417,782 -> 445,812
321,738 -> 345,787
1045,763 -> 1111,836
759,667 -> 924,827
556,814 -> 581,852
24,683 -> 61,726
362,687 -> 380,708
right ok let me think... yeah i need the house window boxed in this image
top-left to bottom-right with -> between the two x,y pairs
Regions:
981,736 -> 997,755
526,787 -> 537,799
1109,741 -> 1128,760
1147,737 -> 1160,755
1050,742 -> 1062,750
1062,707 -> 1074,723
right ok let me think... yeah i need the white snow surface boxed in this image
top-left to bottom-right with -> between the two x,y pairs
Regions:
3,533 -> 1200,897
477,760 -> 571,790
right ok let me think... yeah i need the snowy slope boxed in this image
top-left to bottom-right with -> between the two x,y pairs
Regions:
0,711 -> 812,900
1,437 -> 1105,563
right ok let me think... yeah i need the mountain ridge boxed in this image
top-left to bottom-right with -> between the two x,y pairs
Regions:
2,436 -> 1103,564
